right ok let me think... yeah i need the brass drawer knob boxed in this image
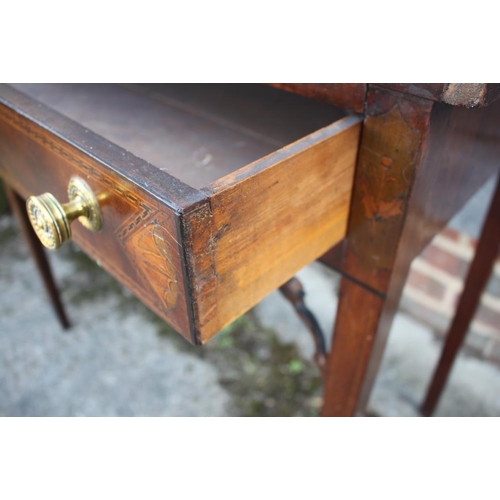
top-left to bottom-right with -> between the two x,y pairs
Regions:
26,177 -> 102,250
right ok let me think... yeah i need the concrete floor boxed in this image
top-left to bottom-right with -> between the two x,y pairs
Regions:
256,263 -> 500,417
0,216 -> 230,416
1,208 -> 499,416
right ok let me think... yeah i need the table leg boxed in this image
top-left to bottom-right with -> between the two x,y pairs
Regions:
4,183 -> 71,329
320,86 -> 500,416
421,174 -> 500,416
321,88 -> 434,416
321,278 -> 384,415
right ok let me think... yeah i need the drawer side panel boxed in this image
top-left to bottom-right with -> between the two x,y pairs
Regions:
195,116 -> 362,341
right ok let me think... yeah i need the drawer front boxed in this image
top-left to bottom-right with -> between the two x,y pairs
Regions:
0,99 -> 194,342
0,84 -> 362,345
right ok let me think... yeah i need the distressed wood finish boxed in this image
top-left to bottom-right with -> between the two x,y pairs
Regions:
12,83 -> 346,190
340,88 -> 433,294
268,84 -> 366,113
4,82 -> 500,416
319,240 -> 345,270
355,94 -> 500,414
0,88 -> 196,341
323,278 -> 385,415
0,83 -> 361,344
377,83 -> 500,108
322,86 -> 500,416
322,89 -> 433,416
197,117 -> 362,341
395,98 -> 500,258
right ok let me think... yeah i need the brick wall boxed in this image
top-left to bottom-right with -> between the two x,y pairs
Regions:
401,227 -> 500,364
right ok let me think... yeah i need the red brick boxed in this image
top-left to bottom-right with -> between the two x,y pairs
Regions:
407,269 -> 447,301
420,244 -> 469,279
441,227 -> 461,242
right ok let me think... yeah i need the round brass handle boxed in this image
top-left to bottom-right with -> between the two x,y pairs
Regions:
26,177 -> 102,250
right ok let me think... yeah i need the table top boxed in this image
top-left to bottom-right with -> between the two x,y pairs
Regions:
269,83 -> 500,110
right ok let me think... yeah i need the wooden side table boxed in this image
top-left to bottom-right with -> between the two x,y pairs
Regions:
2,83 -> 500,416
299,83 -> 500,416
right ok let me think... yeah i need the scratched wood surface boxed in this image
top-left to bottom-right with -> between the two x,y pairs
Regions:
0,88 -> 195,341
378,83 -> 500,108
353,91 -> 500,413
269,83 -> 500,110
268,83 -> 366,113
11,83 -> 346,189
0,83 -> 360,343
339,87 -> 433,295
322,86 -> 500,416
195,116 -> 362,342
322,88 -> 434,416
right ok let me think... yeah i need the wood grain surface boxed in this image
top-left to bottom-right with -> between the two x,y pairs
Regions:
377,83 -> 500,108
196,115 -> 362,342
322,88 -> 434,416
0,85 -> 197,341
353,94 -> 500,413
340,87 -> 434,295
0,83 -> 360,344
268,84 -> 366,113
12,83 -> 346,190
323,86 -> 500,416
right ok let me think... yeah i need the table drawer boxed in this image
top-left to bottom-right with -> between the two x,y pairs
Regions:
0,84 -> 362,344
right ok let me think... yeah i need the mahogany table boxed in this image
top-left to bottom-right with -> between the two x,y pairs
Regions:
301,83 -> 500,416
1,83 -> 499,416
